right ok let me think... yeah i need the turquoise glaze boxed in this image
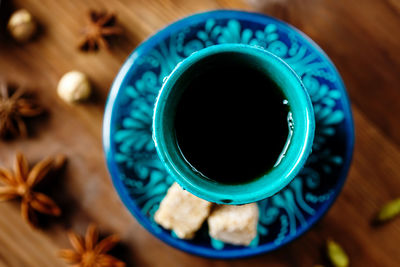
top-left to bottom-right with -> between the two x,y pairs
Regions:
153,44 -> 315,204
103,10 -> 354,258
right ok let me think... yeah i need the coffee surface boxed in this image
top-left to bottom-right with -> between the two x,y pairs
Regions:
174,65 -> 290,184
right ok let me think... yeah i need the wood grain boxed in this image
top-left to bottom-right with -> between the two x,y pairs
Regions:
0,0 -> 399,266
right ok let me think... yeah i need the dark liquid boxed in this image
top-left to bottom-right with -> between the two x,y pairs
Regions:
174,65 -> 290,184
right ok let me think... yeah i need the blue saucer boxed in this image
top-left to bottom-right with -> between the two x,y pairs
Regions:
103,10 -> 354,259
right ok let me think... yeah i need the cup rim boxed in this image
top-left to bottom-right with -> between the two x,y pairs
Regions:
153,44 -> 315,204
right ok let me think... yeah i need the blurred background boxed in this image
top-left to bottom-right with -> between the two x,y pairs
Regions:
0,0 -> 400,266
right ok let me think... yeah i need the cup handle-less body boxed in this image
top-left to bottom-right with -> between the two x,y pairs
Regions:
153,44 -> 315,205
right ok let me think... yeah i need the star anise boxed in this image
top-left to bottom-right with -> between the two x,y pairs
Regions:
0,80 -> 42,138
79,10 -> 123,52
0,153 -> 66,227
59,224 -> 126,267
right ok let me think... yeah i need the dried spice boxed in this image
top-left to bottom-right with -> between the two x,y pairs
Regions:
7,9 -> 37,42
59,224 -> 126,267
79,10 -> 122,51
0,80 -> 42,138
57,71 -> 91,103
0,153 -> 66,227
375,198 -> 400,223
326,239 -> 349,267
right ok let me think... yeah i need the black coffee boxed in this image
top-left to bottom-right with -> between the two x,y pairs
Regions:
174,64 -> 290,184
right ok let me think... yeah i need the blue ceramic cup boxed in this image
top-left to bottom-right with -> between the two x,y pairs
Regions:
153,44 -> 315,205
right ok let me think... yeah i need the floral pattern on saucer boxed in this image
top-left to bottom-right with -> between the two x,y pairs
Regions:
106,11 -> 353,258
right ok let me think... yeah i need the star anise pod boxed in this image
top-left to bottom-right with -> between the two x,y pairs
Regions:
59,223 -> 126,267
0,80 -> 42,138
79,10 -> 123,52
0,153 -> 66,227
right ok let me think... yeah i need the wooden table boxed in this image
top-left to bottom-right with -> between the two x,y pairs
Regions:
1,0 -> 399,266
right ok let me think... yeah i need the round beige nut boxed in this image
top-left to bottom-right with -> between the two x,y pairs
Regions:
7,9 -> 37,42
57,71 -> 91,103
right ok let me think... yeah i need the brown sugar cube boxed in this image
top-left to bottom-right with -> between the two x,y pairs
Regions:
154,183 -> 212,239
208,203 -> 259,246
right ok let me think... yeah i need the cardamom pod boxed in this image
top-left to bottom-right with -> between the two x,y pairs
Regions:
375,198 -> 400,223
326,239 -> 349,267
